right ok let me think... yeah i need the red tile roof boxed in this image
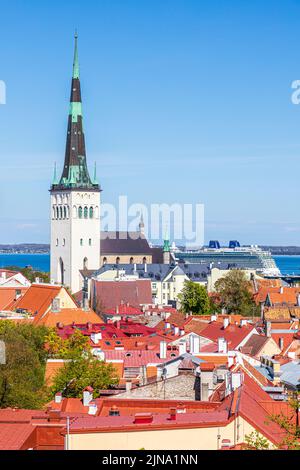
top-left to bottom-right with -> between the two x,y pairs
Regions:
104,304 -> 143,316
92,279 -> 152,310
0,286 -> 29,310
200,322 -> 256,350
9,284 -> 63,318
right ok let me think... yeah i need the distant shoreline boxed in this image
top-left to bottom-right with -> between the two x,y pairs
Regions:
1,244 -> 300,256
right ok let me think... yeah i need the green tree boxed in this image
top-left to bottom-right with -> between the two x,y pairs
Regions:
268,393 -> 300,450
214,270 -> 259,316
244,430 -> 270,450
51,355 -> 118,398
45,328 -> 90,359
0,327 -> 49,408
178,281 -> 212,315
3,265 -> 50,283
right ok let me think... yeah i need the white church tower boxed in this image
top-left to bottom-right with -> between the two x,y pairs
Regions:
50,34 -> 101,293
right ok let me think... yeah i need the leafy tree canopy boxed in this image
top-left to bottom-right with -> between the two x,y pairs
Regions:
178,281 -> 213,315
0,321 -> 51,408
214,270 -> 259,317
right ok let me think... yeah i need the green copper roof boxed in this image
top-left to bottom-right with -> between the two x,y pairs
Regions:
69,101 -> 82,122
73,31 -> 80,79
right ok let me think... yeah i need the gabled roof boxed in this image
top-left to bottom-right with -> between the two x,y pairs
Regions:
240,334 -> 269,357
9,284 -> 63,318
200,322 -> 256,350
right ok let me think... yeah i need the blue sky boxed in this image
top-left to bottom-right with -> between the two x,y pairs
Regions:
1,0 -> 300,245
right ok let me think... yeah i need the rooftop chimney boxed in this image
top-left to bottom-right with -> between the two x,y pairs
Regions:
83,386 -> 93,406
169,408 -> 176,421
83,297 -> 89,311
126,381 -> 132,392
231,371 -> 244,390
54,392 -> 62,404
210,314 -> 217,322
266,321 -> 271,338
88,401 -> 98,416
91,332 -> 102,344
218,337 -> 227,354
159,341 -> 167,359
223,318 -> 229,329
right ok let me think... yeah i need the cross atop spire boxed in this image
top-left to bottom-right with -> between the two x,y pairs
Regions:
73,30 -> 79,79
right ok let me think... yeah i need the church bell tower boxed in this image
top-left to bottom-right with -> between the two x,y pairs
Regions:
50,33 -> 101,293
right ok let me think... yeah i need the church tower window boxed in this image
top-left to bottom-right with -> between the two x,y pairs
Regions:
84,206 -> 88,219
78,206 -> 83,218
89,206 -> 94,218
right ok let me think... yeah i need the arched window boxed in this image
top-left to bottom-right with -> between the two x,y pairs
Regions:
103,257 -> 107,265
58,257 -> 64,285
83,257 -> 88,270
56,207 -> 59,219
80,238 -> 83,246
89,238 -> 92,246
63,238 -> 66,246
116,257 -> 120,265
59,206 -> 63,219
89,206 -> 94,219
84,206 -> 88,219
52,206 -> 56,219
143,257 -> 147,264
73,205 -> 77,218
56,238 -> 59,246
63,206 -> 67,219
130,257 -> 134,264
78,206 -> 83,219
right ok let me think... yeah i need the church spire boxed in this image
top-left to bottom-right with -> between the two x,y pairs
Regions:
52,33 -> 99,191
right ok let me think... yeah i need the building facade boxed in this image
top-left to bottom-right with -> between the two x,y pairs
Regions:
50,34 -> 101,293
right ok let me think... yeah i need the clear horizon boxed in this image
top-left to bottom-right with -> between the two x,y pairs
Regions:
1,1 -> 300,245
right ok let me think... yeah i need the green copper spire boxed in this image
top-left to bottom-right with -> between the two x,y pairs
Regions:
51,34 -> 100,192
163,228 -> 170,252
73,30 -> 80,79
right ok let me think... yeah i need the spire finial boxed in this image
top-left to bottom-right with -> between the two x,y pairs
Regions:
52,162 -> 59,185
73,30 -> 79,79
93,161 -> 98,184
